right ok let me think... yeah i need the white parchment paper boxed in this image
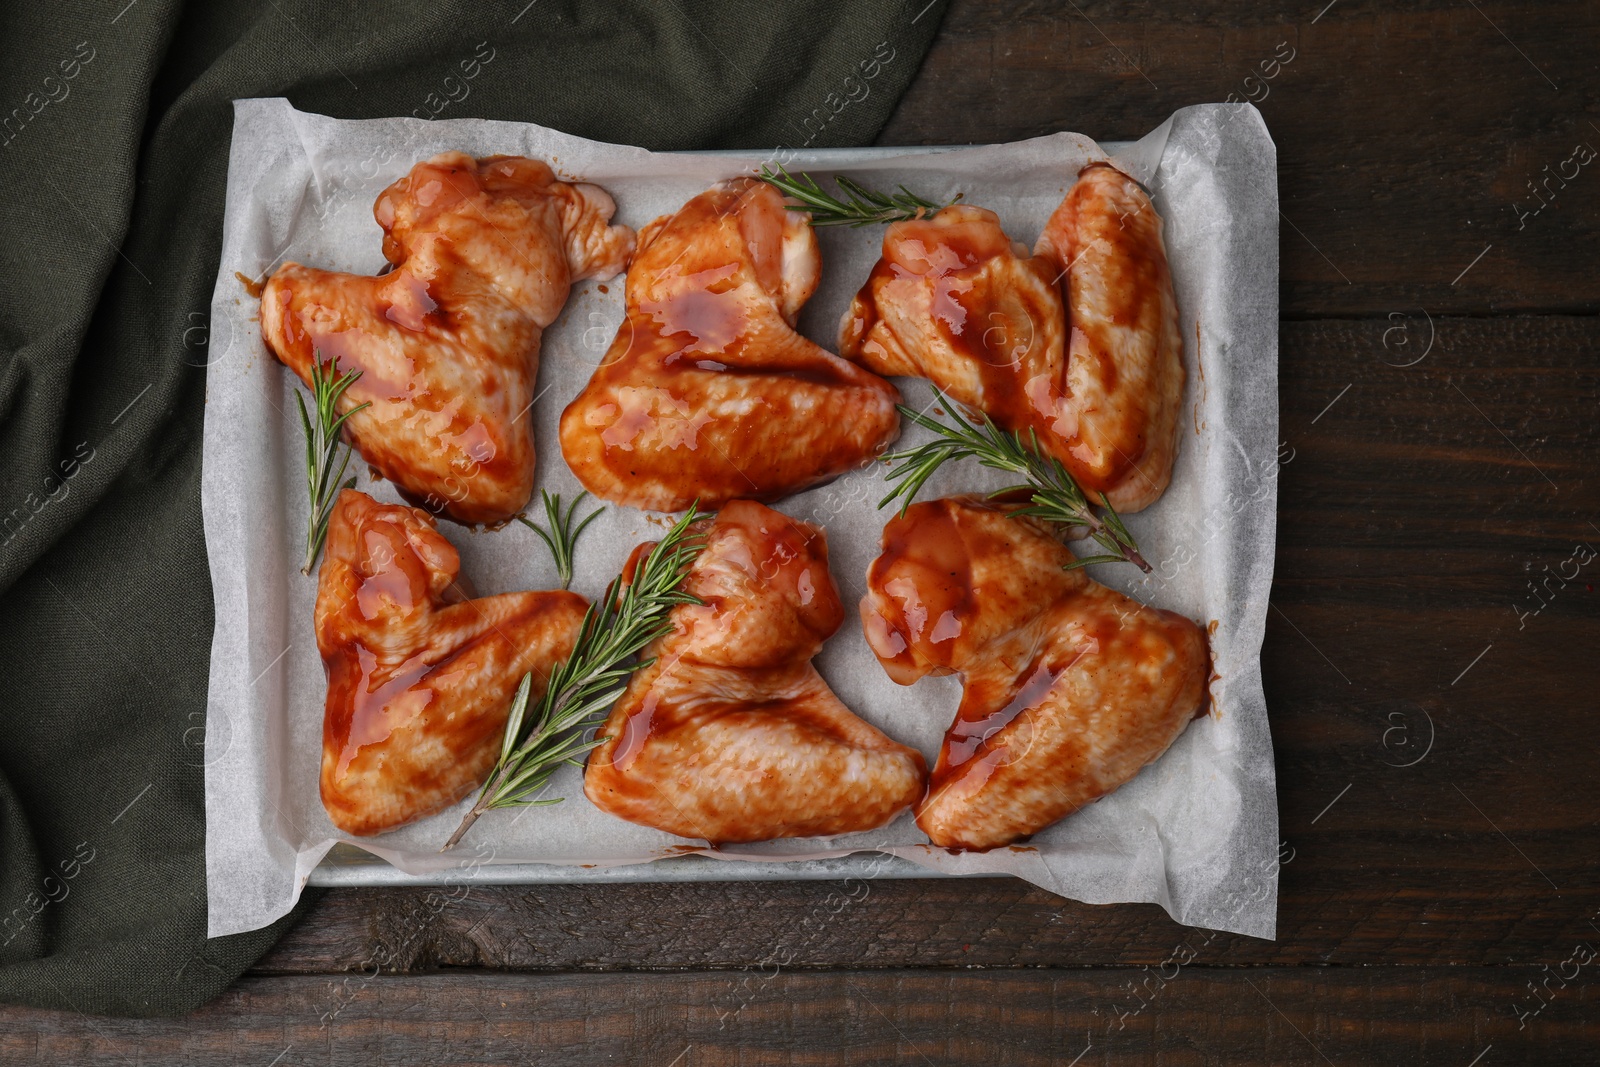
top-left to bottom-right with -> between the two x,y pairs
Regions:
203,98 -> 1279,939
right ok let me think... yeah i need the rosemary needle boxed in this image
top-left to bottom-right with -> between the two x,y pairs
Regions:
518,490 -> 603,589
758,163 -> 960,227
441,505 -> 706,850
879,392 -> 1151,573
296,353 -> 370,575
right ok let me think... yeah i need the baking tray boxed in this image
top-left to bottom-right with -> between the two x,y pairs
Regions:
308,139 -> 1134,890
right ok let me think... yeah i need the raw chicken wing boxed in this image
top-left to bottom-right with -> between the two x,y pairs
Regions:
316,489 -> 586,835
1034,163 -> 1183,511
262,153 -> 634,525
561,179 -> 900,511
840,204 -> 1068,443
585,500 -> 926,841
861,497 -> 1208,850
841,164 -> 1182,512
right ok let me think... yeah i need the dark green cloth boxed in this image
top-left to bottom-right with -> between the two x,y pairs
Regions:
0,0 -> 946,1017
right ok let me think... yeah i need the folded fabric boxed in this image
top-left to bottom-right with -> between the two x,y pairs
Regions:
0,0 -> 946,1017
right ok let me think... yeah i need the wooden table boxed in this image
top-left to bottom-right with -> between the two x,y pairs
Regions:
9,1 -> 1598,1061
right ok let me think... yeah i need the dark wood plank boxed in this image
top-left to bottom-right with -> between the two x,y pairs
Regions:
1266,313 -> 1600,972
2,3 -> 1590,1060
255,865 -> 1600,975
882,0 -> 1600,317
254,317 -> 1600,976
5,969 -> 1594,1064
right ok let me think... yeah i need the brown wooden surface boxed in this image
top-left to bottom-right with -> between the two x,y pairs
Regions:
4,970 -> 1595,1065
11,1 -> 1599,1061
884,0 -> 1600,318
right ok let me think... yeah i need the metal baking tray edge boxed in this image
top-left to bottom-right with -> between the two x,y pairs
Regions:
310,844 -> 974,887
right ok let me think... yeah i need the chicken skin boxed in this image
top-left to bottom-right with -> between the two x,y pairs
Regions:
1034,163 -> 1183,512
560,179 -> 901,512
861,497 -> 1208,850
315,489 -> 586,836
841,164 -> 1182,512
585,500 -> 926,842
262,153 -> 634,525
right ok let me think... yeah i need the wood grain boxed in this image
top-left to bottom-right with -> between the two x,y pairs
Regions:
5,969 -> 1593,1064
881,0 -> 1600,318
8,2 -> 1598,1059
254,867 -> 1600,976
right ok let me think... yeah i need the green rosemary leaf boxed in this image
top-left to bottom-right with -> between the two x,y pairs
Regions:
878,391 -> 1151,573
1062,555 -> 1130,571
298,353 -> 370,575
442,504 -> 706,850
758,164 -> 960,227
518,490 -> 604,589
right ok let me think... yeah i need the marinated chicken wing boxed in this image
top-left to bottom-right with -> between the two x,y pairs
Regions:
560,179 -> 901,512
263,153 -> 634,525
316,489 -> 586,835
1034,163 -> 1183,511
585,500 -> 926,841
861,497 -> 1208,850
841,164 -> 1182,512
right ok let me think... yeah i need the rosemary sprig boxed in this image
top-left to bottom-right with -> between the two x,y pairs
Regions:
518,490 -> 603,589
759,163 -> 959,227
441,505 -> 706,850
296,353 -> 370,575
879,393 -> 1151,573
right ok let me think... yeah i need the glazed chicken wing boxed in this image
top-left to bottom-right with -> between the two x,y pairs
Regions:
560,179 -> 901,512
841,164 -> 1182,512
316,489 -> 587,836
584,500 -> 926,842
861,497 -> 1208,850
262,153 -> 634,525
1034,163 -> 1183,511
